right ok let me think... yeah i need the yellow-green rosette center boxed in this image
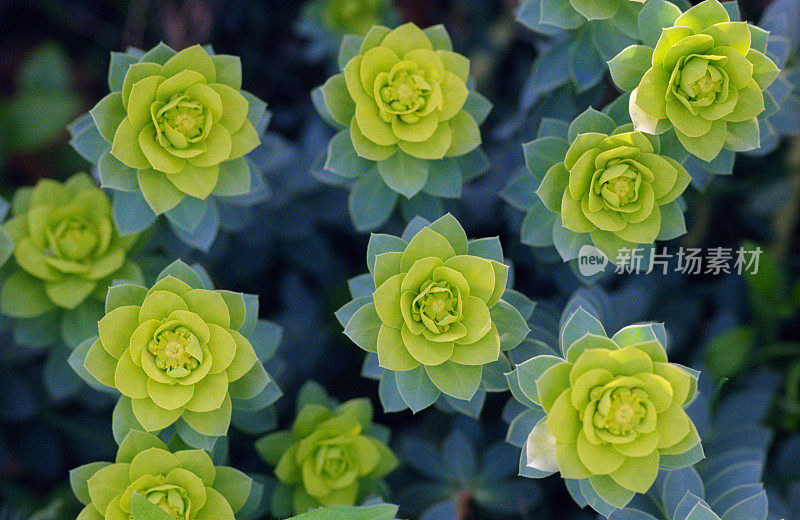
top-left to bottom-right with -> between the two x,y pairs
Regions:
153,94 -> 210,150
49,217 -> 98,262
376,62 -> 433,124
553,125 -> 694,256
582,374 -> 659,445
316,442 -> 355,482
139,482 -> 191,520
319,23 -> 484,166
592,386 -> 648,436
521,319 -> 705,504
147,324 -> 202,378
0,173 -> 141,315
411,279 -> 462,335
672,55 -> 729,108
592,162 -> 642,210
611,177 -> 635,202
694,71 -> 721,96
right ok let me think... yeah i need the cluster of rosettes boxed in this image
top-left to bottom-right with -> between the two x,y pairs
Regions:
256,383 -> 398,516
611,0 -> 780,161
70,431 -> 256,520
314,23 -> 492,229
339,214 -> 530,409
506,108 -> 691,263
70,42 -> 269,250
75,260 -> 278,442
506,0 -> 783,267
0,173 -> 142,342
507,308 -> 702,509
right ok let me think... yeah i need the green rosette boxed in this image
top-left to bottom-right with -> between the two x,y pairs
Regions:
312,23 -> 493,230
609,0 -> 780,162
69,43 -> 271,250
336,214 -> 531,413
518,0 -> 647,31
69,430 -> 258,520
503,108 -> 692,264
255,382 -> 398,516
69,259 -> 281,448
506,307 -> 703,512
0,173 -> 143,348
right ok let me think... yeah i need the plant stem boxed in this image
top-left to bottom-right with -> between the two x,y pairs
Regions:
456,490 -> 473,520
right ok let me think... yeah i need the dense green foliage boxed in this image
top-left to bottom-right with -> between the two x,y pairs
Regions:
0,1 -> 797,520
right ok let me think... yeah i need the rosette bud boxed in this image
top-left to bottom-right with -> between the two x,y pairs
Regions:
256,383 -> 398,515
0,173 -> 143,348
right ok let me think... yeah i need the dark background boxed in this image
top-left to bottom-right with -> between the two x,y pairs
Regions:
0,1 -> 797,519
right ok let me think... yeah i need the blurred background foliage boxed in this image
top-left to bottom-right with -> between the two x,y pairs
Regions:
0,0 -> 797,519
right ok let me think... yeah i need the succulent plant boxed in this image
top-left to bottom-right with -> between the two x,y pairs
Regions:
255,382 -> 398,515
504,108 -> 691,263
337,214 -> 530,412
609,0 -> 780,162
70,260 -> 280,446
518,0 -> 647,30
312,23 -> 492,230
304,0 -> 395,38
511,0 -> 651,128
0,173 -> 143,347
69,42 -> 271,250
506,307 -> 703,510
70,430 -> 257,520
